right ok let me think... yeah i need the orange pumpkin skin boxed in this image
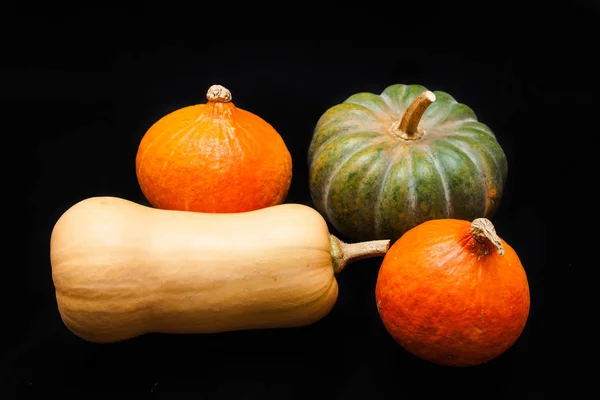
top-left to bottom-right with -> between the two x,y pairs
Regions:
136,85 -> 292,213
375,218 -> 530,367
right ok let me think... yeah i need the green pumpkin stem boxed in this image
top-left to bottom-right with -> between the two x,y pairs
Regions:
391,90 -> 436,140
329,234 -> 390,274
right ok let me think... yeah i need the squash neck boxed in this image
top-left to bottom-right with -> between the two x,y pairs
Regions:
329,235 -> 390,274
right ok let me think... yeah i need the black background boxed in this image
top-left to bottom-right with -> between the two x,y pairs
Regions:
2,4 -> 591,399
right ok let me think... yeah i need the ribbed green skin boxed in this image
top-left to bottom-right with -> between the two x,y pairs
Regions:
307,84 -> 508,243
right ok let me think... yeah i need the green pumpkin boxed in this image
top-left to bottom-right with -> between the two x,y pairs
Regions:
307,83 -> 508,243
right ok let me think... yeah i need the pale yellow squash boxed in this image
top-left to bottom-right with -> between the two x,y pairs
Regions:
50,196 -> 389,343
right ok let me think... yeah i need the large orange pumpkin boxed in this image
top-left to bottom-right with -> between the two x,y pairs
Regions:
136,84 -> 292,213
375,217 -> 530,367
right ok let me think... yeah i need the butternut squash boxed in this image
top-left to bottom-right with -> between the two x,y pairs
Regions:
50,196 -> 390,343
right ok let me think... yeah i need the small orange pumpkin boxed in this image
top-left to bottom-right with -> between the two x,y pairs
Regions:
136,84 -> 293,213
375,217 -> 530,367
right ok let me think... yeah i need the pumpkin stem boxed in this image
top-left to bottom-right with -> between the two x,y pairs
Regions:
470,218 -> 505,257
206,84 -> 232,103
390,90 -> 436,140
329,235 -> 390,274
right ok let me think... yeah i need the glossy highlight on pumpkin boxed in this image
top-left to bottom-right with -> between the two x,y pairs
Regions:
136,84 -> 293,213
308,83 -> 508,243
375,218 -> 530,367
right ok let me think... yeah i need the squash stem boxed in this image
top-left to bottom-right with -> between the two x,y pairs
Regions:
390,90 -> 436,140
206,84 -> 232,103
330,235 -> 390,274
470,218 -> 505,257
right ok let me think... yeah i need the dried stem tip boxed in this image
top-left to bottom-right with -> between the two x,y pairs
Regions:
390,90 -> 436,140
206,84 -> 232,103
470,218 -> 505,257
330,234 -> 390,274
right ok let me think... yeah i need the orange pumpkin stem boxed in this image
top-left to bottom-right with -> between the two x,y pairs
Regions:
330,235 -> 390,274
470,218 -> 505,257
206,84 -> 232,103
391,90 -> 436,140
